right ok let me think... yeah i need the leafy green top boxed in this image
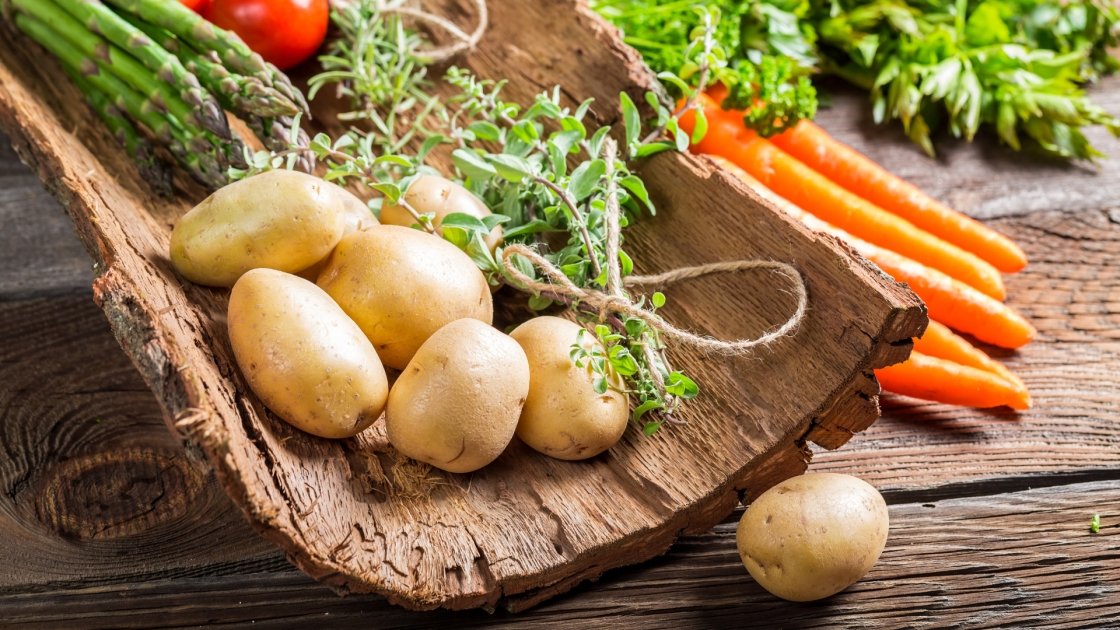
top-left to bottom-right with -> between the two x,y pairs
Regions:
592,2 -> 819,136
673,0 -> 1120,159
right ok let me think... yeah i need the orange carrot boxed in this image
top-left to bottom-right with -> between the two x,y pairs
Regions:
684,96 -> 1007,301
875,351 -> 1029,410
871,249 -> 1035,349
710,155 -> 1035,349
772,121 -> 1028,273
914,320 -> 1030,409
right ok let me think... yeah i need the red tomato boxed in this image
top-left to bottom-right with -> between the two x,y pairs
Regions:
179,0 -> 211,13
203,0 -> 329,70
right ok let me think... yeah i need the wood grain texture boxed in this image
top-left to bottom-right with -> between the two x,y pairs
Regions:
0,0 -> 923,611
808,77 -> 1120,494
0,298 -> 278,590
0,140 -> 92,298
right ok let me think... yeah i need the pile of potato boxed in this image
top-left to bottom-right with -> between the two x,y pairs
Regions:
169,170 -> 628,472
171,170 -> 893,603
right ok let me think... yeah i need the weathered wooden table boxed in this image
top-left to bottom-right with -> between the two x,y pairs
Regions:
2,79 -> 1118,628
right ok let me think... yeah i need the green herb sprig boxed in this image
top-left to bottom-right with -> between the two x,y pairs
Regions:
729,0 -> 1120,159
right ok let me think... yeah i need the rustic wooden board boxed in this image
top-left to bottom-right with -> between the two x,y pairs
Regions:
2,72 -> 1119,624
0,0 -> 923,611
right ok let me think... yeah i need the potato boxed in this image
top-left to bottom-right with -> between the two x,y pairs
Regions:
736,473 -> 889,602
170,170 -> 368,287
381,174 -> 502,252
296,194 -> 377,282
509,316 -> 628,460
228,268 -> 389,439
338,191 -> 379,234
386,319 -> 529,473
317,225 -> 493,370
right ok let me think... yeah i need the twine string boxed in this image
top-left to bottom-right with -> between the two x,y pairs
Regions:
377,0 -> 489,63
499,139 -> 808,358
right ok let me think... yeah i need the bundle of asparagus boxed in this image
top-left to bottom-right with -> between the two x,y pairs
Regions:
4,0 -> 312,189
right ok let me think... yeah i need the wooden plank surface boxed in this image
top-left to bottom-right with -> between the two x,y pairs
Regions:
1,71 -> 1119,625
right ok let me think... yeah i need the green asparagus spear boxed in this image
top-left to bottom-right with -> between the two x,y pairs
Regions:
44,0 -> 231,140
119,14 -> 298,118
100,0 -> 309,115
12,13 -> 227,188
247,115 -> 315,172
12,0 -> 216,142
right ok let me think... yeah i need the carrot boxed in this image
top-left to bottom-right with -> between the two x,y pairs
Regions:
772,120 -> 1028,273
875,351 -> 1029,410
684,95 -> 1007,301
915,320 -> 1030,409
710,155 -> 1036,349
871,249 -> 1035,349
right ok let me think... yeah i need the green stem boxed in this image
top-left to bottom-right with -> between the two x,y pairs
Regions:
42,0 -> 230,140
100,0 -> 309,115
66,67 -> 171,194
13,0 -> 216,141
120,14 -> 298,118
12,13 -> 226,188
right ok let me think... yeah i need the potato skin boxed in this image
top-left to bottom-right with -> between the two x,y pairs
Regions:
736,473 -> 889,602
296,194 -> 377,282
316,225 -> 493,370
509,317 -> 628,460
338,191 -> 379,234
386,319 -> 529,473
381,174 -> 502,252
170,170 -> 367,287
228,268 -> 389,439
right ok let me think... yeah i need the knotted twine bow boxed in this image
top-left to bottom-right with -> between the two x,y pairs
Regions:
500,139 -> 809,367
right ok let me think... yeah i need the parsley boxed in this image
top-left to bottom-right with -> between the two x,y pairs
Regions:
745,0 -> 1120,159
595,0 -> 1119,159
591,2 -> 819,136
1090,513 -> 1101,534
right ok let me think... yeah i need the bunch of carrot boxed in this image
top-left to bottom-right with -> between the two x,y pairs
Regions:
682,91 -> 1034,411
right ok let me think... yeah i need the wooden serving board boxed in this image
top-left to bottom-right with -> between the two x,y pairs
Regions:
0,0 -> 925,611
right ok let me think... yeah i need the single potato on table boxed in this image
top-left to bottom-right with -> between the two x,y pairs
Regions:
381,174 -> 503,252
228,268 -> 389,439
736,472 -> 889,602
510,316 -> 628,460
316,225 -> 493,370
386,319 -> 530,473
170,170 -> 371,287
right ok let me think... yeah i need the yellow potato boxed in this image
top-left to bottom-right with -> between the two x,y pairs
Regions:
228,268 -> 389,439
338,191 -> 379,234
316,225 -> 493,370
296,194 -> 377,282
736,473 -> 889,602
386,319 -> 529,473
170,170 -> 367,287
381,174 -> 503,252
509,316 -> 628,460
